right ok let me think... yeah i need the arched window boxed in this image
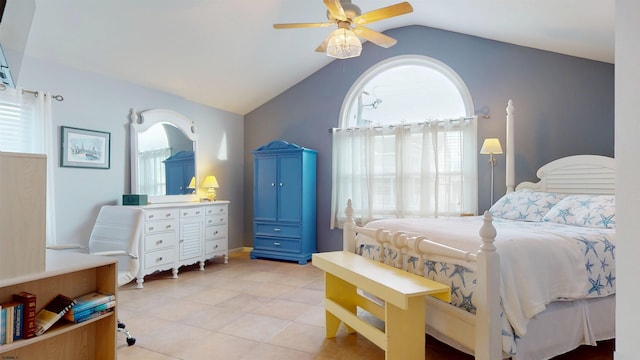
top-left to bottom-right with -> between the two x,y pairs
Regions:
331,55 -> 477,227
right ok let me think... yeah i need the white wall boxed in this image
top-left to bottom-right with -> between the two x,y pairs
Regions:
614,1 -> 640,359
18,56 -> 245,250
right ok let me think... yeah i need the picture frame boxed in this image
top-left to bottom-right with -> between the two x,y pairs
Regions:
60,126 -> 111,169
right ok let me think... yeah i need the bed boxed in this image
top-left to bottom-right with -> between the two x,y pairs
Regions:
341,101 -> 615,360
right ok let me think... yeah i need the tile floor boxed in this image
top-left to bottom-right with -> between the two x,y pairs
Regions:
116,250 -> 613,360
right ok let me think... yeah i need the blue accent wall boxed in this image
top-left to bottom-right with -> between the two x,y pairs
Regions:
244,25 -> 614,252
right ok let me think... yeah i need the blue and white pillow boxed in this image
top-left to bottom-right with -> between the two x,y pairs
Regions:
490,190 -> 566,222
542,194 -> 616,229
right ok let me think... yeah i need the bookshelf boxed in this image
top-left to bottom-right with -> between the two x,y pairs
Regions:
0,250 -> 117,359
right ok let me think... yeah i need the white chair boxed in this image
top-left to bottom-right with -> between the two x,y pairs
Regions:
89,205 -> 144,346
49,205 -> 144,346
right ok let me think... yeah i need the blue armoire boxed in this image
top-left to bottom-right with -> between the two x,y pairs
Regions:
250,140 -> 317,264
163,150 -> 194,195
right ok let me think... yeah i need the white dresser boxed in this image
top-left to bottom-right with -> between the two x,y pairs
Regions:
134,201 -> 229,288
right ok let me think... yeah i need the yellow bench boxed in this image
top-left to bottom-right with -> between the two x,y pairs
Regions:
312,251 -> 451,360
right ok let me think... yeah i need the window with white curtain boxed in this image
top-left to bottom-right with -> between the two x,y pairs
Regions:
330,55 -> 477,228
0,86 -> 57,245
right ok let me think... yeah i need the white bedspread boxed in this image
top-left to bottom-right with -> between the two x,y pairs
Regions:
362,216 -> 616,338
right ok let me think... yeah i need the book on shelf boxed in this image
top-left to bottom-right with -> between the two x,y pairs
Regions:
34,294 -> 76,336
0,306 -> 5,345
13,291 -> 36,339
64,300 -> 116,322
71,307 -> 115,324
70,291 -> 115,314
0,301 -> 22,344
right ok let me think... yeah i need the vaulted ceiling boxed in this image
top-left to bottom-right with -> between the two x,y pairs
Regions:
25,0 -> 614,115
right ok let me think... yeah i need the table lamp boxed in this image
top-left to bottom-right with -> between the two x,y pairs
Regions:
202,175 -> 219,201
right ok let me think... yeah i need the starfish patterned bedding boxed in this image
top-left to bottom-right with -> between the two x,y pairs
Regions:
355,190 -> 616,356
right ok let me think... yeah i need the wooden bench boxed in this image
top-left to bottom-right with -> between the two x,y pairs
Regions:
312,251 -> 451,360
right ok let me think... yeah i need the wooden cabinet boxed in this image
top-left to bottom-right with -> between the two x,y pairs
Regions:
0,250 -> 117,359
134,201 -> 229,288
251,140 -> 317,264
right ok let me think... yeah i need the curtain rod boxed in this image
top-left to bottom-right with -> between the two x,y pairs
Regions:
0,83 -> 64,101
328,114 -> 489,133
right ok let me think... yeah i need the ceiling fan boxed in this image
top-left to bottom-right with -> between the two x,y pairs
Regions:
273,0 -> 414,59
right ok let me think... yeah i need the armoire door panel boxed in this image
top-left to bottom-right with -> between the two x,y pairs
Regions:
278,155 -> 303,222
254,156 -> 278,221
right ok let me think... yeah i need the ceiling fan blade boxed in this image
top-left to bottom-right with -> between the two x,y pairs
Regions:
324,0 -> 346,21
273,22 -> 335,29
353,26 -> 397,48
353,1 -> 413,25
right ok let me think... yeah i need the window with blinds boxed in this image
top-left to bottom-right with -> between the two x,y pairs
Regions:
0,91 -> 42,153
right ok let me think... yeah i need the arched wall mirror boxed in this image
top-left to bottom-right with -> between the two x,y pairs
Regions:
130,108 -> 199,203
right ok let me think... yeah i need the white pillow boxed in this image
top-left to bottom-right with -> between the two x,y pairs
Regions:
542,194 -> 616,229
489,190 -> 566,222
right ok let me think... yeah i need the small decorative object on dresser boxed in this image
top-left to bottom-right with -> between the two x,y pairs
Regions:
250,140 -> 317,265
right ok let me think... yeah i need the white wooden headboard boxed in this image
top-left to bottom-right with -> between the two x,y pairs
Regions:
515,155 -> 615,194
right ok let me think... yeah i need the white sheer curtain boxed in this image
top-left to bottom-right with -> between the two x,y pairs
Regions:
0,88 -> 57,245
330,118 -> 477,228
138,148 -> 172,195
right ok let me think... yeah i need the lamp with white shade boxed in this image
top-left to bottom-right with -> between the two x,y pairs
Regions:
480,138 -> 503,206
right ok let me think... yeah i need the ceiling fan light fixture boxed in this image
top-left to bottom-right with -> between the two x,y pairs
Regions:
326,28 -> 362,59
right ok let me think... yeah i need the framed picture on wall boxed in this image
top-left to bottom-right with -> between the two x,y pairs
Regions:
60,126 -> 111,169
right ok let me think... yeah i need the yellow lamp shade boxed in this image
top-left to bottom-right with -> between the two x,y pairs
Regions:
480,138 -> 503,155
202,175 -> 219,200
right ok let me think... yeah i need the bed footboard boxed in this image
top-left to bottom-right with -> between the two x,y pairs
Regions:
342,199 -> 502,360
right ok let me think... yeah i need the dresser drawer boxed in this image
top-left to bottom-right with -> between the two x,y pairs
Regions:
145,232 -> 176,251
145,209 -> 178,221
144,219 -> 177,234
255,223 -> 300,238
254,237 -> 300,253
180,207 -> 204,218
205,224 -> 227,240
205,239 -> 227,254
144,248 -> 175,268
205,205 -> 227,216
205,213 -> 227,226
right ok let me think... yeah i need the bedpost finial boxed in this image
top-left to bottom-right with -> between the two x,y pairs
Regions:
479,211 -> 497,251
345,199 -> 354,222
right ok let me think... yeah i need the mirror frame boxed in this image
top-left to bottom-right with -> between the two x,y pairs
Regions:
130,108 -> 199,204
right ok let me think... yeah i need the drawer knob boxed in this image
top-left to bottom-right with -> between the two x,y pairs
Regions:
279,182 -> 283,187
273,228 -> 281,232
274,242 -> 281,246
196,211 -> 201,215
166,225 -> 172,229
214,231 -> 218,235
157,256 -> 163,261
149,226 -> 154,231
149,214 -> 155,219
157,240 -> 163,245
219,208 -> 224,212
165,213 -> 171,218
219,218 -> 224,222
